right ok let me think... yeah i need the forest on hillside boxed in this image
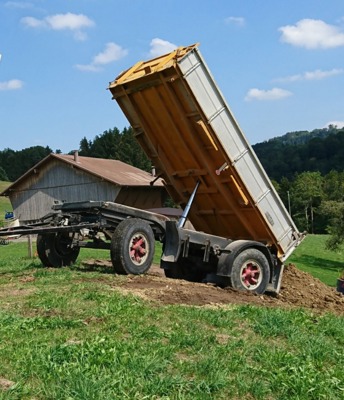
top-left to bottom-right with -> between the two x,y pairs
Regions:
253,125 -> 344,180
0,127 -> 150,183
0,125 -> 343,237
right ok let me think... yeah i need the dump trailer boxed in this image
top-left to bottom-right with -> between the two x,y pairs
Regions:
108,43 -> 304,294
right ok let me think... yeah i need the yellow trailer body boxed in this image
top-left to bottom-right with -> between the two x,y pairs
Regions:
108,44 -> 302,262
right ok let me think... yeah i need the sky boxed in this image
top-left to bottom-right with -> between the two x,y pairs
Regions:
1,0 -> 344,154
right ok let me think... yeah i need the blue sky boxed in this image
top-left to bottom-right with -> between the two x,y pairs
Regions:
1,0 -> 344,153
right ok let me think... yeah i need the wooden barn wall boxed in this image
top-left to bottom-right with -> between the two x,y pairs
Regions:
10,161 -> 120,222
116,186 -> 167,209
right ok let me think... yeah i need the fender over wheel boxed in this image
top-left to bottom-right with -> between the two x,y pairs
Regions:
36,232 -> 80,267
110,218 -> 155,275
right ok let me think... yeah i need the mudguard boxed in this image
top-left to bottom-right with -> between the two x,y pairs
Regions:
217,240 -> 283,294
217,240 -> 272,275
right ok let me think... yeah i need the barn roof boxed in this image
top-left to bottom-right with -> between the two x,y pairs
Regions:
55,154 -> 163,187
1,153 -> 163,196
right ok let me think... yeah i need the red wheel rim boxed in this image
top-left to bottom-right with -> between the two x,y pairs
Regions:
129,233 -> 149,265
240,260 -> 263,290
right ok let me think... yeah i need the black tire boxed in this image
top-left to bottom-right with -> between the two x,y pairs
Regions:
43,232 -> 80,267
36,233 -> 53,267
163,261 -> 185,279
163,259 -> 206,282
230,248 -> 270,294
110,218 -> 155,275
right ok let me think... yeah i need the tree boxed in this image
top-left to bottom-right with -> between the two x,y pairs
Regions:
275,177 -> 292,213
90,128 -> 121,159
323,170 -> 344,202
0,146 -> 52,182
0,166 -> 8,181
117,127 -> 151,171
323,202 -> 344,250
78,127 -> 151,171
319,171 -> 344,249
290,172 -> 324,233
79,137 -> 92,156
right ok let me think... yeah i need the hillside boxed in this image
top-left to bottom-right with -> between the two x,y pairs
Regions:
1,125 -> 344,184
257,125 -> 340,146
253,126 -> 344,180
0,181 -> 12,221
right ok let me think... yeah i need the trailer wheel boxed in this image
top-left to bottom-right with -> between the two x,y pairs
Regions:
40,232 -> 80,267
111,218 -> 155,275
36,234 -> 53,267
231,248 -> 270,294
163,261 -> 186,280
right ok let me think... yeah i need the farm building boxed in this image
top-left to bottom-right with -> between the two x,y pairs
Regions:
0,152 -> 168,223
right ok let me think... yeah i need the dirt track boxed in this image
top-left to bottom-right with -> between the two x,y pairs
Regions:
83,261 -> 344,315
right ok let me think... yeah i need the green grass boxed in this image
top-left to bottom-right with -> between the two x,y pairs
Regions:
0,181 -> 11,193
287,234 -> 344,286
0,238 -> 343,399
0,181 -> 12,227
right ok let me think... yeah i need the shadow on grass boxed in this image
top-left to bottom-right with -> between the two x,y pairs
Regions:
294,254 -> 344,273
0,259 -> 42,275
22,259 -> 115,275
72,260 -> 114,275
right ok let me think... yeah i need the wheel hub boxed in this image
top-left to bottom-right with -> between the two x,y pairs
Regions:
129,234 -> 148,265
240,261 -> 262,290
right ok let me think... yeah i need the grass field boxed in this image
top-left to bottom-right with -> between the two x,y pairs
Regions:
1,181 -> 344,398
0,181 -> 12,227
0,238 -> 343,399
288,234 -> 344,286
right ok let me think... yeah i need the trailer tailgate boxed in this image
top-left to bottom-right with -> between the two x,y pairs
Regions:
108,44 -> 302,260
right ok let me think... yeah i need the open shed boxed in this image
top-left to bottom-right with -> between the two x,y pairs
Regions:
0,152 -> 167,223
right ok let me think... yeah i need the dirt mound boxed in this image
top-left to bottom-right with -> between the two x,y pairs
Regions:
277,263 -> 344,314
83,261 -> 344,315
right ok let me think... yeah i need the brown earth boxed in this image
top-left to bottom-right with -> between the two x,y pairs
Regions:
83,260 -> 344,315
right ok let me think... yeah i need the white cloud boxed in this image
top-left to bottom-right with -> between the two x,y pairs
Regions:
325,121 -> 344,129
149,38 -> 177,57
279,19 -> 344,49
21,16 -> 45,28
5,1 -> 34,9
245,88 -> 292,101
0,79 -> 24,91
75,42 -> 128,72
46,13 -> 94,31
274,68 -> 344,83
21,12 -> 95,41
75,64 -> 101,72
225,16 -> 245,27
93,43 -> 127,64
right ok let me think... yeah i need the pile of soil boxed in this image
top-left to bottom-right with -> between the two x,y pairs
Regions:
83,261 -> 344,315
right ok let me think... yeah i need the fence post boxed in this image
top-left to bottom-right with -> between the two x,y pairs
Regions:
28,235 -> 33,258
